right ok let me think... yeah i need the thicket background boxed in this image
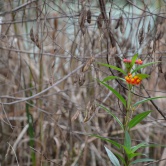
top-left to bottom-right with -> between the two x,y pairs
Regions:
0,0 -> 166,165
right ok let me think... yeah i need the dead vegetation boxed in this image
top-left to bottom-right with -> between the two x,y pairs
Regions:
0,0 -> 166,166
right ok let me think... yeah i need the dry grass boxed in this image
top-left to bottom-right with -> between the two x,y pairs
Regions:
0,0 -> 166,166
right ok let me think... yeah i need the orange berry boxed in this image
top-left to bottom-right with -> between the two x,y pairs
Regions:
129,75 -> 132,78
131,78 -> 135,83
123,59 -> 131,63
136,79 -> 141,84
126,79 -> 130,82
134,76 -> 138,79
135,59 -> 143,65
125,76 -> 128,80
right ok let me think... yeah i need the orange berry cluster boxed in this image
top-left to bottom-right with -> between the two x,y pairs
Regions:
135,59 -> 143,65
125,73 -> 142,85
123,59 -> 143,65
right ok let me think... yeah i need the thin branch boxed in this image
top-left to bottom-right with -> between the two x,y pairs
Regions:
29,146 -> 61,165
144,158 -> 166,166
141,84 -> 166,120
0,64 -> 83,105
6,142 -> 19,166
0,0 -> 37,16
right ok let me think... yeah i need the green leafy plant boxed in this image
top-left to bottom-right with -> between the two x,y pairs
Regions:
96,54 -> 165,166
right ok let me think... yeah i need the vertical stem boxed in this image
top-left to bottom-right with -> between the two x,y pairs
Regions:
124,85 -> 132,165
124,85 -> 132,131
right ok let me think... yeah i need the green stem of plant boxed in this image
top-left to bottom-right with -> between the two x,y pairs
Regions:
125,85 -> 132,131
124,85 -> 132,166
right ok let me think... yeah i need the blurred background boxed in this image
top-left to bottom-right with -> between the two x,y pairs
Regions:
0,0 -> 166,165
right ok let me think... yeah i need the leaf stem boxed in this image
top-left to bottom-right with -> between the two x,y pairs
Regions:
125,85 -> 132,131
124,85 -> 133,165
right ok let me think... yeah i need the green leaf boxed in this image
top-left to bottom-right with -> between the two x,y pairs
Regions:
128,111 -> 152,129
125,63 -> 132,73
115,153 -> 127,166
131,143 -> 166,149
128,153 -> 142,160
133,96 -> 166,107
122,145 -> 132,155
104,146 -> 121,166
131,158 -> 155,164
100,81 -> 126,107
131,53 -> 138,66
145,143 -> 166,148
92,134 -> 121,149
131,61 -> 160,74
136,74 -> 149,79
103,76 -> 125,82
100,105 -> 124,130
131,142 -> 148,152
124,131 -> 131,150
99,63 -> 127,75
